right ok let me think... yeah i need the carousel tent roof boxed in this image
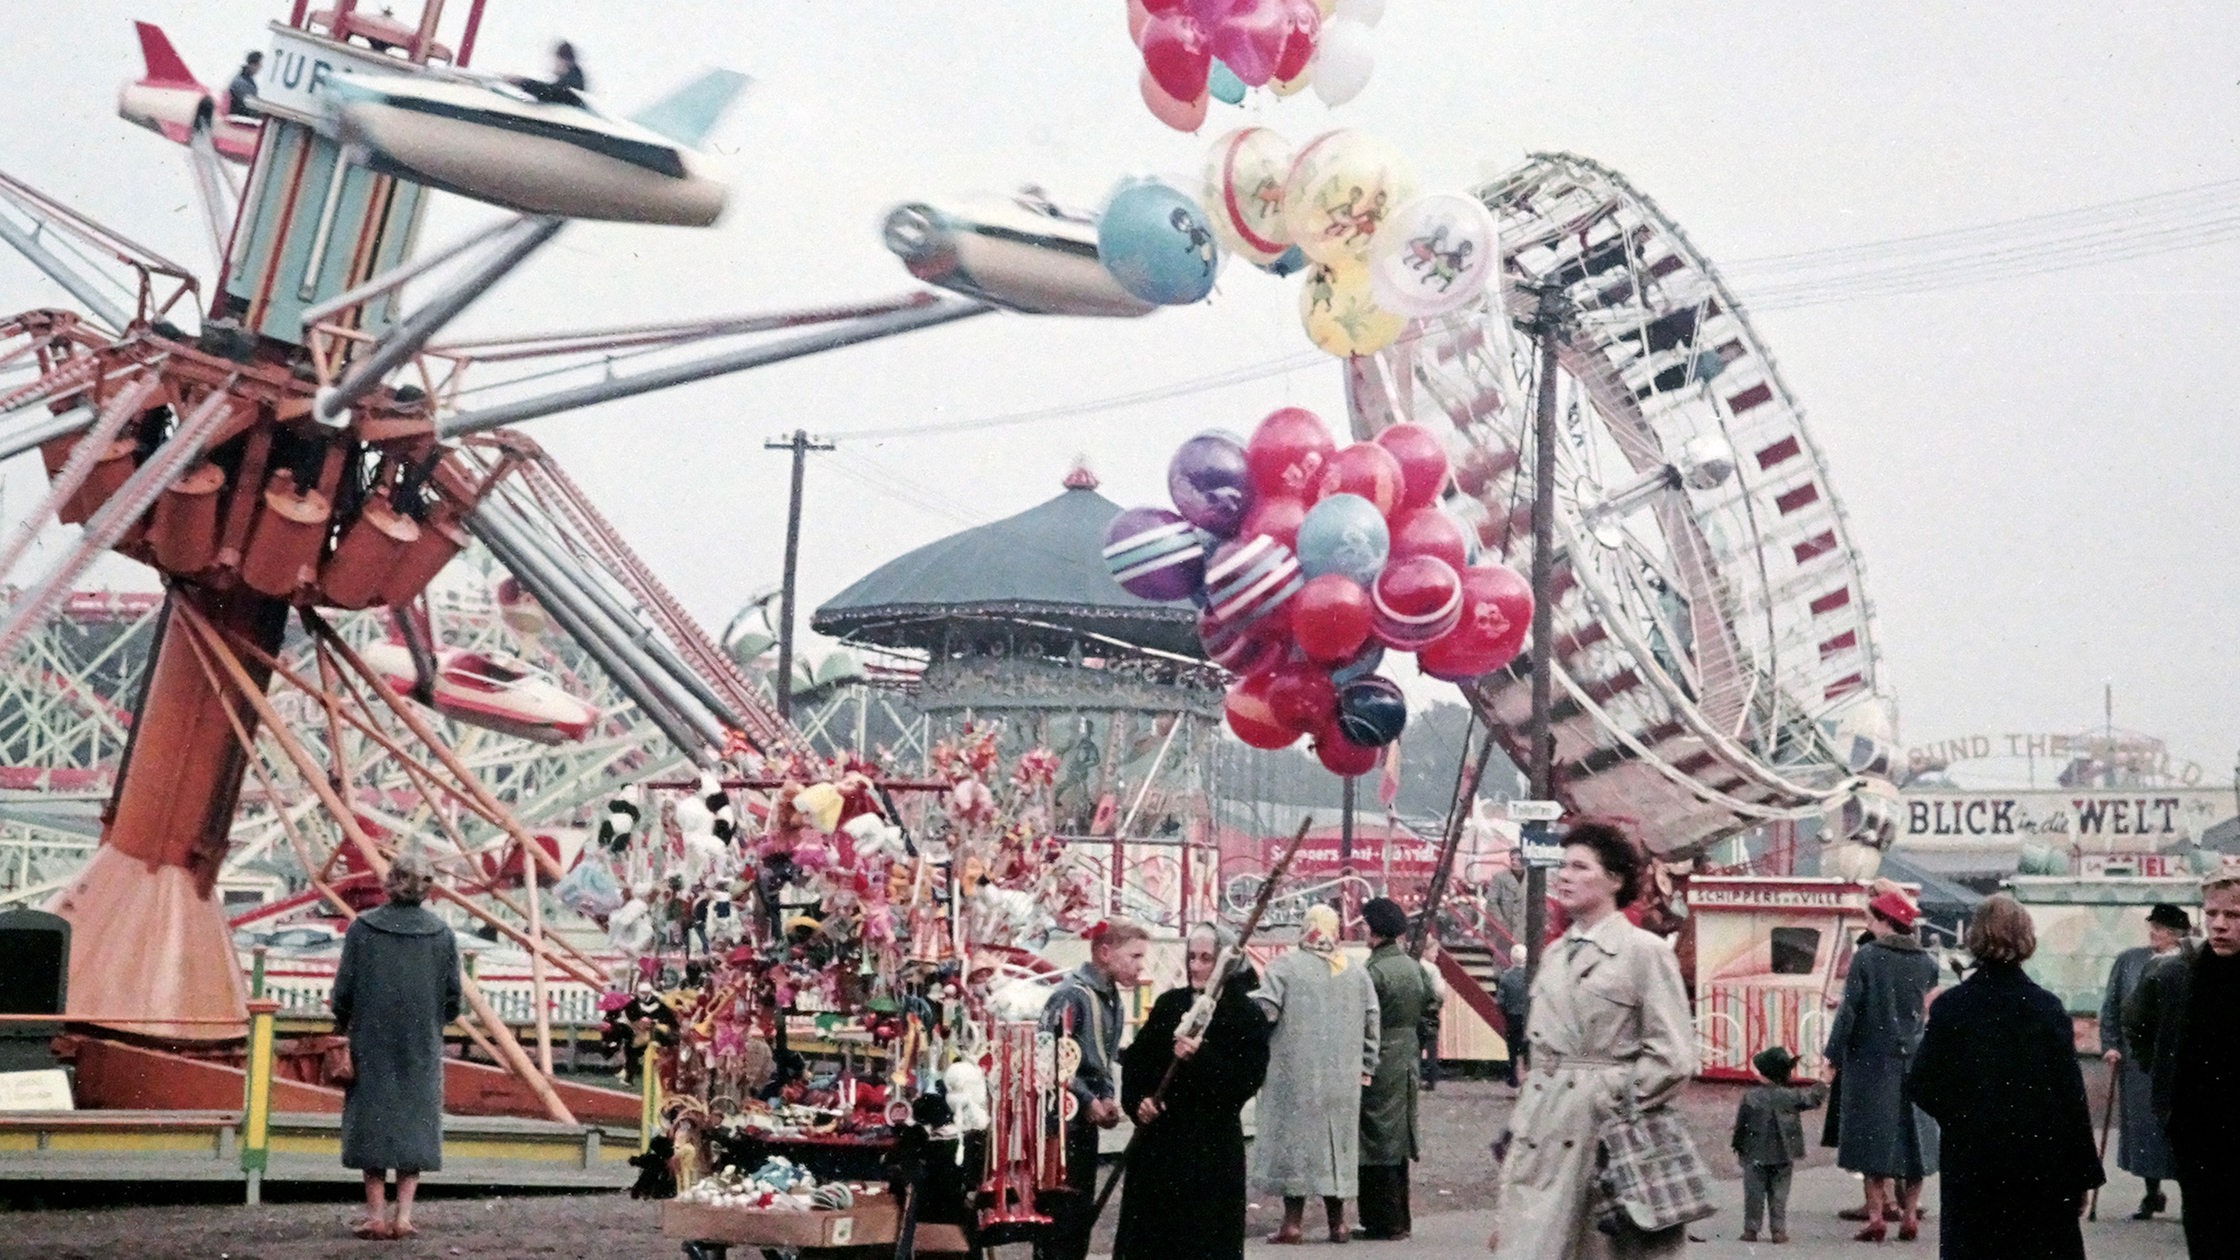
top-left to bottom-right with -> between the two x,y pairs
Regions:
810,470 -> 1200,657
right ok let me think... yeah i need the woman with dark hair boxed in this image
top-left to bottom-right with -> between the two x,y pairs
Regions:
1113,922 -> 1270,1260
332,853 -> 462,1240
1908,895 -> 2102,1259
1823,889 -> 1939,1242
1488,821 -> 1696,1259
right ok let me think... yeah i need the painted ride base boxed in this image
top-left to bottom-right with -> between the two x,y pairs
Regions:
0,1110 -> 634,1188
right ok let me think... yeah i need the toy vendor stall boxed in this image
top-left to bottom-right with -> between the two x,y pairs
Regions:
573,726 -> 1104,1258
1688,877 -> 1899,1082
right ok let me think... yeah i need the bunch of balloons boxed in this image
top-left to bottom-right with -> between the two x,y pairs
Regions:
1125,0 -> 1386,131
1199,126 -> 1499,357
1102,407 -> 1533,778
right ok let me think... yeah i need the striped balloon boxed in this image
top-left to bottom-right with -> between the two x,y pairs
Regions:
1371,555 -> 1463,648
1102,506 -> 1206,602
1203,534 -> 1303,631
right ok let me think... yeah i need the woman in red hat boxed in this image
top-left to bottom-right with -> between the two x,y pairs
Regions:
1823,887 -> 1941,1241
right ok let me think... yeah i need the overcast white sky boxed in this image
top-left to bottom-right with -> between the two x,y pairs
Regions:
3,1 -> 2236,777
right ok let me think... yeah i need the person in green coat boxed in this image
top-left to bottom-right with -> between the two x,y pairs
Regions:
1357,896 -> 1440,1241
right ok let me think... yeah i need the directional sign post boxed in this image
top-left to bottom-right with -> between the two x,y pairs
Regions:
1508,800 -> 1565,868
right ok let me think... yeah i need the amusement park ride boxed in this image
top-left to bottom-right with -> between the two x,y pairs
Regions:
0,0 -> 1145,1116
1349,153 -> 1900,861
0,0 -> 1901,1132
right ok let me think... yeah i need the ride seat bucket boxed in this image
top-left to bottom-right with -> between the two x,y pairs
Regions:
149,462 -> 228,575
320,492 -> 420,609
378,509 -> 468,607
240,471 -> 332,600
47,438 -> 140,526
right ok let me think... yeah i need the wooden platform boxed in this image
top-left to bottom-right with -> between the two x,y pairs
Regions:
0,1109 -> 638,1189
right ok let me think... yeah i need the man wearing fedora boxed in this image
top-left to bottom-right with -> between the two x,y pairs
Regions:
2099,902 -> 2190,1219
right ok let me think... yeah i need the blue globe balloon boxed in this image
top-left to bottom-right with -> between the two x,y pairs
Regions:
1209,60 -> 1248,106
1098,179 -> 1220,306
1296,493 -> 1390,585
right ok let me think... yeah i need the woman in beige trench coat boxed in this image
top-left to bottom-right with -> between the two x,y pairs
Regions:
1489,822 -> 1697,1259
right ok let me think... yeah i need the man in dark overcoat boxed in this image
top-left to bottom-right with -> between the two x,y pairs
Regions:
2126,875 -> 2240,1259
1356,898 -> 1439,1242
2099,903 -> 2188,1218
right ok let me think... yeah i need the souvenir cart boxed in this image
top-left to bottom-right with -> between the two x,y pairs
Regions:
567,728 -> 1099,1257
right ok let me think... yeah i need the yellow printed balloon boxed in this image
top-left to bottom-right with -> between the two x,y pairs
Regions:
1271,67 -> 1312,96
1281,129 -> 1419,268
1201,127 -> 1296,266
1299,260 -> 1405,358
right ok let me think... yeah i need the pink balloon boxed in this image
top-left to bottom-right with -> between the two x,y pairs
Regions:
1274,0 -> 1321,80
1210,0 -> 1289,86
1140,11 -> 1214,101
1128,0 -> 1153,43
1138,66 -> 1210,132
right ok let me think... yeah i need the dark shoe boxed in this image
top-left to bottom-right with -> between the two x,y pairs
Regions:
1740,1230 -> 1760,1242
1897,1220 -> 1918,1242
1771,1231 -> 1790,1244
1839,1206 -> 1874,1222
1853,1223 -> 1886,1243
1265,1227 -> 1304,1245
2134,1191 -> 2167,1219
1329,1224 -> 1351,1244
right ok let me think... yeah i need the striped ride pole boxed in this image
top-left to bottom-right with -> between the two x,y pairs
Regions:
241,997 -> 281,1204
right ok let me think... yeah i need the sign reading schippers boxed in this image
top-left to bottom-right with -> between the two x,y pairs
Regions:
1898,789 -> 2235,850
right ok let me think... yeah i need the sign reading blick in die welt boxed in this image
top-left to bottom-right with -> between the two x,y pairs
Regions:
1898,789 -> 2235,850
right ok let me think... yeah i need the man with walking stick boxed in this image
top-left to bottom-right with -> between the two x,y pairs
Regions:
2097,903 -> 2189,1220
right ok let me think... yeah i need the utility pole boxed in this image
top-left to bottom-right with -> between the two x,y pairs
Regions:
1523,282 -> 1573,982
764,430 -> 834,720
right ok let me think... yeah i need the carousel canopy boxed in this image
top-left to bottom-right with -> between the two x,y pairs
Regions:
811,468 -> 1200,657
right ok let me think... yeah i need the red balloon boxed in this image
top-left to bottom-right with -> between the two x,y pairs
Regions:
1140,12 -> 1214,103
1387,507 -> 1468,571
1374,423 -> 1452,510
1290,573 -> 1374,664
1273,0 -> 1320,80
1315,442 -> 1405,516
1225,673 -> 1299,749
1263,660 -> 1339,731
1245,407 -> 1336,499
1143,0 -> 1190,12
1371,555 -> 1464,649
1418,563 -> 1534,682
1239,493 -> 1308,551
1313,722 -> 1382,776
1137,66 -> 1210,131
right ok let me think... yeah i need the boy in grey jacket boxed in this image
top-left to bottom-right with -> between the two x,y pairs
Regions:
1732,1045 -> 1829,1243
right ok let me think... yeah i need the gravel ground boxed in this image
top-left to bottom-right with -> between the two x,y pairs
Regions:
0,1065 -> 2119,1260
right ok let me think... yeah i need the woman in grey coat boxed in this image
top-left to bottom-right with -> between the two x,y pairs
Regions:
1251,903 -> 1379,1244
332,854 -> 462,1240
1822,889 -> 1939,1242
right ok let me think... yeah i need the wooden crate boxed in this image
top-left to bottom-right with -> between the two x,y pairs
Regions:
661,1197 -> 898,1249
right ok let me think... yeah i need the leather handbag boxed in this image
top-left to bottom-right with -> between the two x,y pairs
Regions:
323,1038 -> 356,1086
1593,1092 -> 1716,1235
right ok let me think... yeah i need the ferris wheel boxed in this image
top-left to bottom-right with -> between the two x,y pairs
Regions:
1348,152 -> 1897,858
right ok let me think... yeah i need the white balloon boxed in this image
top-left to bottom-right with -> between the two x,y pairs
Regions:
1311,19 -> 1376,106
1368,192 -> 1499,318
1335,0 -> 1385,26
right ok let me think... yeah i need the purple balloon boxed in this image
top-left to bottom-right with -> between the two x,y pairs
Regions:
1168,431 -> 1255,537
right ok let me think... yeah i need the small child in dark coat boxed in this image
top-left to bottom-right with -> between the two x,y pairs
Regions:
1732,1045 -> 1829,1243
